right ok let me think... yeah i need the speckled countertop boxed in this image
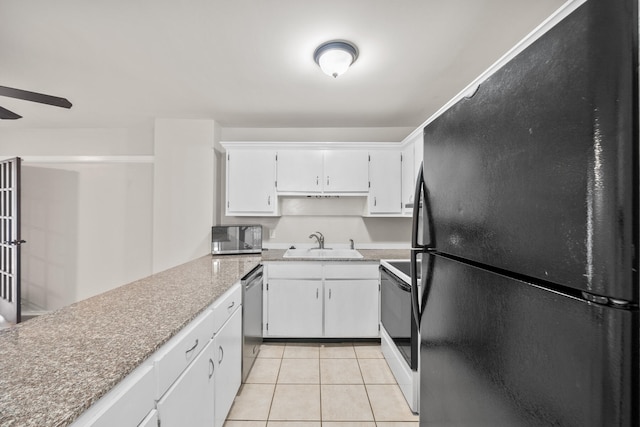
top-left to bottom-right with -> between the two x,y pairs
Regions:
0,254 -> 260,427
0,249 -> 407,427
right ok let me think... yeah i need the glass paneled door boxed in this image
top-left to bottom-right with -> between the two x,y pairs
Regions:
0,157 -> 23,324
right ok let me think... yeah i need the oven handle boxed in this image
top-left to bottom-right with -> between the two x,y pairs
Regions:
395,280 -> 411,292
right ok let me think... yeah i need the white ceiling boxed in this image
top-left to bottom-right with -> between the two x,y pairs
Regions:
0,0 -> 565,139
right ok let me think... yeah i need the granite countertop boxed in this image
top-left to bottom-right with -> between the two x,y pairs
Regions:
0,248 -> 406,427
0,254 -> 260,427
261,248 -> 410,262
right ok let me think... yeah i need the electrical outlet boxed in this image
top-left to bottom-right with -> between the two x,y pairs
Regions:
269,229 -> 276,239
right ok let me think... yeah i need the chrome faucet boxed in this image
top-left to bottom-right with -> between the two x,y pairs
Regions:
309,231 -> 325,249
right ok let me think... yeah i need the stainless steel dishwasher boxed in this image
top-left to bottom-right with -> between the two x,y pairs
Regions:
241,264 -> 263,382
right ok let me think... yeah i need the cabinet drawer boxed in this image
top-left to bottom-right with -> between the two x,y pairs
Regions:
156,339 -> 216,426
213,282 -> 242,332
324,262 -> 379,279
138,410 -> 158,427
154,309 -> 215,398
71,363 -> 155,427
268,262 -> 323,279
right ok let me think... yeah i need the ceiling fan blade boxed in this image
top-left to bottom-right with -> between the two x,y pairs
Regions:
0,85 -> 72,109
0,106 -> 22,120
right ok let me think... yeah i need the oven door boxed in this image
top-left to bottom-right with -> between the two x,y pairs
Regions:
380,265 -> 418,370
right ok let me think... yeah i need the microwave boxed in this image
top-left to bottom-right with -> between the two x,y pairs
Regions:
211,225 -> 262,255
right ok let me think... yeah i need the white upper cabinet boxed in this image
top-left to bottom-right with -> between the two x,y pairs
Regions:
226,149 -> 277,216
368,151 -> 402,215
402,144 -> 415,215
223,142 -> 410,216
399,130 -> 424,216
323,150 -> 369,193
414,131 -> 424,180
276,149 -> 369,194
276,150 -> 323,193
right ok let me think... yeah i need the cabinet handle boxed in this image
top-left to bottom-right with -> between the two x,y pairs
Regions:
268,195 -> 271,206
327,176 -> 330,186
185,339 -> 199,358
219,346 -> 224,364
316,288 -> 319,299
374,196 -> 377,207
316,176 -> 319,185
228,301 -> 235,311
209,358 -> 215,379
329,288 -> 332,299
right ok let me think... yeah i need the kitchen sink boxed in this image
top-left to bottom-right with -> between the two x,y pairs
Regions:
283,248 -> 364,259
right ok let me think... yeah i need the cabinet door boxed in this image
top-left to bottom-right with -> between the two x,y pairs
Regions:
266,279 -> 323,337
368,151 -> 402,214
402,144 -> 415,213
154,310 -> 215,398
323,150 -> 369,193
138,410 -> 158,427
214,308 -> 242,427
226,150 -> 276,215
324,280 -> 379,338
71,364 -> 156,427
414,133 -> 424,180
157,339 -> 215,427
277,150 -> 323,193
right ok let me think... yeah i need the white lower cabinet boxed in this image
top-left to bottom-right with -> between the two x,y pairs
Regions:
70,279 -> 249,427
265,262 -> 379,338
267,279 -> 323,337
155,284 -> 243,427
69,363 -> 156,427
214,307 -> 242,427
324,279 -> 380,337
154,310 -> 215,397
157,339 -> 216,427
138,410 -> 158,427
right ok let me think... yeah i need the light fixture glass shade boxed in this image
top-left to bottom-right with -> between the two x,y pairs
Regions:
314,41 -> 358,78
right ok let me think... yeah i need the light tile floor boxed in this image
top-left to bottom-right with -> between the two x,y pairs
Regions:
225,342 -> 418,427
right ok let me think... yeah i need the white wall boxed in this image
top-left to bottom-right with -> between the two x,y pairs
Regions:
220,126 -> 412,143
0,126 -> 153,155
223,214 -> 412,248
1,127 -> 154,310
153,119 -> 216,273
4,122 -> 408,311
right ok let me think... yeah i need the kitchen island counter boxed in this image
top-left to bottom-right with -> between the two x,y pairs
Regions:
0,254 -> 260,427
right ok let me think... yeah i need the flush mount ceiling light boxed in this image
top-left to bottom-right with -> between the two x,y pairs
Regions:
313,40 -> 359,78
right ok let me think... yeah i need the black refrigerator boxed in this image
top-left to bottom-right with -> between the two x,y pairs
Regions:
410,0 -> 638,425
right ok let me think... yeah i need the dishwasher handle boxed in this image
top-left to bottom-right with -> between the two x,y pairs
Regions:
243,265 -> 263,289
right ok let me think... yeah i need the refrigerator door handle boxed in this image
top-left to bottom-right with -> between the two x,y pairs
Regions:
411,163 -> 433,250
410,248 -> 421,329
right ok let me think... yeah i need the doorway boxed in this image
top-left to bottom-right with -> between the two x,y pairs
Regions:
0,157 -> 24,325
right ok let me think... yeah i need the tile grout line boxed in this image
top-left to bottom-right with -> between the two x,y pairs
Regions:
227,342 -> 414,426
356,349 -> 379,425
319,346 -> 323,423
265,352 -> 284,423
